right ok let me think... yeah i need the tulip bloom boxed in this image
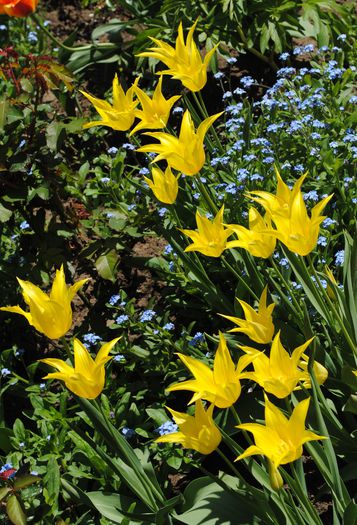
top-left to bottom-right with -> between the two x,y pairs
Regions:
167,332 -> 254,408
40,337 -> 120,399
227,207 -> 276,259
80,75 -> 139,131
137,21 -> 219,92
137,109 -> 222,176
239,332 -> 324,398
0,0 -> 38,17
236,396 -> 326,489
130,76 -> 181,135
143,166 -> 179,205
0,265 -> 88,339
220,286 -> 275,344
180,205 -> 235,257
249,171 -> 333,256
156,401 -> 221,454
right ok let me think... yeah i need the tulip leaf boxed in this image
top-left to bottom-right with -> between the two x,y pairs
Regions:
173,475 -> 270,524
343,500 -> 357,525
6,494 -> 26,525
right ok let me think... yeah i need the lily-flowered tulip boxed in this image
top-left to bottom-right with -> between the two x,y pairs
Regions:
239,332 -> 321,398
298,354 -> 328,389
167,332 -> 253,408
249,171 -> 333,256
130,76 -> 181,135
0,0 -> 38,17
156,401 -> 221,454
143,166 -> 179,204
236,395 -> 326,489
180,205 -> 234,257
40,337 -> 120,399
80,75 -> 139,131
137,21 -> 219,92
220,286 -> 275,344
227,207 -> 276,259
0,265 -> 88,339
137,109 -> 222,176
249,169 -> 306,217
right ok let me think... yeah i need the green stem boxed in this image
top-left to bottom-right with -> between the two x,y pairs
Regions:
221,256 -> 259,300
61,337 -> 73,364
270,257 -> 304,318
193,91 -> 225,154
195,177 -> 218,215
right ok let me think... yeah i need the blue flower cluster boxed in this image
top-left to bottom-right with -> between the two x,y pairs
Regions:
156,420 -> 178,436
139,309 -> 156,322
83,333 -> 102,346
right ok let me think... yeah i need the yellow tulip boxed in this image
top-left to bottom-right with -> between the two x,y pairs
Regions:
40,337 -> 120,399
130,76 -> 181,135
236,395 -> 326,489
80,75 -> 139,131
0,265 -> 88,339
220,286 -> 275,344
137,21 -> 219,92
239,332 -> 320,398
249,170 -> 333,256
180,205 -> 233,257
226,207 -> 276,259
167,332 -> 254,408
143,166 -> 179,204
156,401 -> 221,454
137,109 -> 222,176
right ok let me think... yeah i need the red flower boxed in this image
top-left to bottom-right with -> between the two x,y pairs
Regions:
0,0 -> 39,17
0,468 -> 17,480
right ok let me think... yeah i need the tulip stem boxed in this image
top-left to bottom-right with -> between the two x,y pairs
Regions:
61,337 -> 73,364
192,91 -> 225,155
270,257 -> 304,319
221,256 -> 259,301
31,13 -> 117,54
195,177 -> 218,215
216,447 -> 247,485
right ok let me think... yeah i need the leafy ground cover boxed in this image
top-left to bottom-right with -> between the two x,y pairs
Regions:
0,1 -> 356,524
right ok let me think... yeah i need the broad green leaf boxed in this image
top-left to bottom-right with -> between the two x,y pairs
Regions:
43,455 -> 60,507
95,250 -> 120,282
0,98 -> 7,130
0,487 -> 11,501
6,495 -> 26,525
13,474 -> 40,490
0,202 -> 12,222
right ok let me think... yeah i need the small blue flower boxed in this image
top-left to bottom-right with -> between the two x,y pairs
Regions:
113,354 -> 125,362
108,146 -> 118,155
109,294 -> 120,306
163,322 -> 175,331
214,72 -> 225,80
222,91 -> 233,100
169,261 -> 175,271
116,314 -> 129,325
240,76 -> 255,88
139,167 -> 150,175
83,333 -> 102,346
122,143 -> 135,151
156,420 -> 178,436
1,368 -> 11,377
279,52 -> 290,61
304,190 -> 319,202
337,34 -> 346,42
189,332 -> 204,346
277,67 -> 295,78
262,156 -> 274,165
121,427 -> 135,439
310,132 -> 321,140
28,31 -> 38,44
317,236 -> 327,247
323,218 -> 336,227
139,309 -> 156,322
227,57 -> 237,65
172,106 -> 184,114
158,207 -> 168,217
100,177 -> 110,183
0,24 -> 7,31
233,87 -> 246,96
251,173 -> 264,181
19,442 -> 25,448
39,383 -> 46,391
335,250 -> 344,266
20,221 -> 30,230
